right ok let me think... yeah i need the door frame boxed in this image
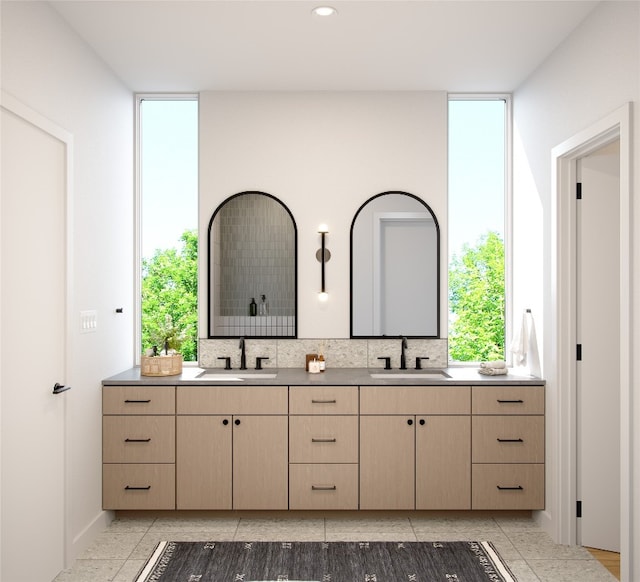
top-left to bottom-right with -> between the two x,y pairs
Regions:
0,91 -> 74,569
551,103 -> 631,579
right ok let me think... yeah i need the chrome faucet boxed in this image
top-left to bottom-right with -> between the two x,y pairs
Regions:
239,337 -> 247,370
400,336 -> 408,370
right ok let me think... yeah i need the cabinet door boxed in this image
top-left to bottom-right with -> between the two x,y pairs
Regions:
176,415 -> 232,509
416,416 -> 470,509
360,416 -> 415,510
233,416 -> 288,510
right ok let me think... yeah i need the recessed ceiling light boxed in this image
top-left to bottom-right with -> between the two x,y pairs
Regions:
312,6 -> 337,17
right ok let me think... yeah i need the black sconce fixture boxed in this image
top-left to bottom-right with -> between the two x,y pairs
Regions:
316,224 -> 330,301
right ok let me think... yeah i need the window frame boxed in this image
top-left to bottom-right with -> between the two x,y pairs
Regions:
447,93 -> 513,365
134,93 -> 199,365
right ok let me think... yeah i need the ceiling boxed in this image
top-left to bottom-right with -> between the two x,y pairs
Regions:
50,0 -> 599,93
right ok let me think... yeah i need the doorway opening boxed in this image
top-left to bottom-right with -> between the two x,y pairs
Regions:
551,103 -> 631,580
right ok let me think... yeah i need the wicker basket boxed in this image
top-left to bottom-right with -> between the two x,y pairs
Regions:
140,354 -> 183,376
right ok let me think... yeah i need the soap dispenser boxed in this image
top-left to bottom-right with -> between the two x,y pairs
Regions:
249,298 -> 257,316
259,294 -> 268,316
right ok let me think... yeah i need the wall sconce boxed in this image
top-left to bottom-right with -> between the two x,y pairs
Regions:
316,224 -> 331,301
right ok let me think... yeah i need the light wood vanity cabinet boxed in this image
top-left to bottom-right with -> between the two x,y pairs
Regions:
103,381 -> 544,512
471,386 -> 545,510
360,386 -> 471,510
289,386 -> 359,510
102,386 -> 176,510
176,386 -> 288,510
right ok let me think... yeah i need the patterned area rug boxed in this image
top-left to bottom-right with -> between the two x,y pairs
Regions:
134,540 -> 517,581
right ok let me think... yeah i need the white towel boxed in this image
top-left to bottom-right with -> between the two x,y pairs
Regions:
511,309 -> 541,377
480,360 -> 506,369
478,367 -> 508,376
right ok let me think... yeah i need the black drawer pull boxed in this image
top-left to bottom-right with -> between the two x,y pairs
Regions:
311,399 -> 337,404
124,399 -> 151,404
124,438 -> 151,443
311,438 -> 337,443
497,438 -> 524,443
497,485 -> 524,491
312,485 -> 337,491
125,485 -> 151,491
496,399 -> 524,404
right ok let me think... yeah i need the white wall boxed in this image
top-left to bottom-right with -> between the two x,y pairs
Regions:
199,91 -> 448,339
1,0 -> 134,566
513,0 -> 639,574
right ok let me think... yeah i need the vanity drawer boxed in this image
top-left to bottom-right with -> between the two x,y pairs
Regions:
103,416 -> 175,463
473,416 -> 544,463
289,464 -> 358,510
472,386 -> 544,415
176,386 -> 288,414
360,386 -> 470,415
103,463 -> 175,510
289,386 -> 358,415
103,386 -> 175,415
289,416 -> 358,463
472,464 -> 544,510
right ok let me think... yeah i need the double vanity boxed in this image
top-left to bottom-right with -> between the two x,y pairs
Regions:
102,367 -> 544,513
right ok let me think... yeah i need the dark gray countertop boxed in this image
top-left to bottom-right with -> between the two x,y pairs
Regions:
103,367 -> 544,386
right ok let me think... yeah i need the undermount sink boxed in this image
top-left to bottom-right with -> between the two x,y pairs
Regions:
195,371 -> 278,381
370,371 -> 451,379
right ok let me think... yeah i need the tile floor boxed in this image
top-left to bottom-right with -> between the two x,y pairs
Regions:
53,512 -> 618,582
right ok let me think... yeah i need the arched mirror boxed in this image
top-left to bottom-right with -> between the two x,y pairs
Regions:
208,191 -> 297,338
351,191 -> 440,338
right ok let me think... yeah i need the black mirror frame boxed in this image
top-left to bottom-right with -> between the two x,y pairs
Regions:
207,190 -> 298,338
349,190 -> 441,339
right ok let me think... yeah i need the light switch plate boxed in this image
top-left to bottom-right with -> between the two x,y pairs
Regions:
80,310 -> 97,333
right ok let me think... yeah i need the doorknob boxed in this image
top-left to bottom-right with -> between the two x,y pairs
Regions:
53,383 -> 71,395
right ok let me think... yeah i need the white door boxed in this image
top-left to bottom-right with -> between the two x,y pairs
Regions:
576,140 -> 620,552
373,213 -> 436,336
1,104 -> 68,580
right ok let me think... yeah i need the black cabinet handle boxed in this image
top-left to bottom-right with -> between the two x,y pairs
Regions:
222,419 -> 229,426
419,419 -> 426,426
497,399 -> 524,404
124,399 -> 151,404
497,438 -> 524,443
234,419 -> 241,426
125,485 -> 151,491
497,485 -> 524,491
407,419 -> 413,426
312,485 -> 337,491
124,438 -> 151,443
311,438 -> 337,443
311,399 -> 337,404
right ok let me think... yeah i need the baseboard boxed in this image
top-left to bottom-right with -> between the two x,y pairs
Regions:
533,509 -> 554,538
66,510 -> 114,567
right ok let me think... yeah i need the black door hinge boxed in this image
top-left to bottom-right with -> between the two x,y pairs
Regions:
577,182 -> 582,200
577,344 -> 582,361
577,500 -> 582,518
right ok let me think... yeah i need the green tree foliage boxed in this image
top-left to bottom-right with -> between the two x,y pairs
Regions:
449,231 -> 505,362
142,229 -> 198,361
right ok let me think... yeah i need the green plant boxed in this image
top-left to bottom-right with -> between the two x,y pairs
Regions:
142,229 -> 198,361
449,231 -> 505,362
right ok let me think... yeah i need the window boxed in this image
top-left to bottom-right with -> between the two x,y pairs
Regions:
448,96 -> 509,362
137,96 -> 198,361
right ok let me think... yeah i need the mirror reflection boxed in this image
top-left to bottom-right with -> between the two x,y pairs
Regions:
351,191 -> 440,338
208,191 -> 297,337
